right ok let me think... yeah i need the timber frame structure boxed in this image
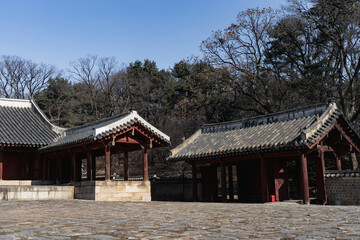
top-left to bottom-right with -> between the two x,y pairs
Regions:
0,98 -> 170,200
169,102 -> 360,204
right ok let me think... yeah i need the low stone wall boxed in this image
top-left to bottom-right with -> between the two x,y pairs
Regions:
74,180 -> 151,201
325,170 -> 360,205
151,178 -> 201,201
0,185 -> 74,200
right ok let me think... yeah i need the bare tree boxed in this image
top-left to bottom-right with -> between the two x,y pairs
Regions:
201,8 -> 287,114
0,55 -> 56,99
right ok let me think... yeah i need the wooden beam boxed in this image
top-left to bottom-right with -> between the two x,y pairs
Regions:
143,147 -> 148,181
123,151 -> 129,181
300,153 -> 310,205
105,146 -> 111,181
192,163 -> 198,201
220,160 -> 227,202
334,122 -> 360,153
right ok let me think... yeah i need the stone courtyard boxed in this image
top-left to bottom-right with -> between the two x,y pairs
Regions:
0,201 -> 359,240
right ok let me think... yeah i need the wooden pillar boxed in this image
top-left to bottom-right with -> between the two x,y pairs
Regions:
42,156 -> 46,181
300,153 -> 310,205
335,153 -> 342,171
92,154 -> 96,181
56,156 -> 61,184
71,151 -> 77,182
123,151 -> 129,181
236,162 -> 241,202
228,165 -> 234,201
316,147 -> 327,204
87,150 -> 92,181
220,160 -> 227,202
47,159 -> 50,180
143,147 -> 148,181
260,155 -> 268,203
105,146 -> 111,181
191,162 -> 198,201
0,150 -> 3,180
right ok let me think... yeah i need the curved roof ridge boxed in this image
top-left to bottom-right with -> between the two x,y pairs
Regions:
202,103 -> 328,133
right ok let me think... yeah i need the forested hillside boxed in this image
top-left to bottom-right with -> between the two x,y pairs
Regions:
1,0 -> 359,174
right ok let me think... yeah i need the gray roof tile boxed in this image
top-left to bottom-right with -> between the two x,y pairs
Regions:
169,103 -> 351,161
0,100 -> 60,147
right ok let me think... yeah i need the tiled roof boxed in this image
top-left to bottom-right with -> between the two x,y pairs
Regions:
0,98 -> 170,150
169,103 -> 350,161
41,110 -> 170,150
0,98 -> 64,147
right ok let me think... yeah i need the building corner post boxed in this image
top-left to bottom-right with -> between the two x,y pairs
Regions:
300,152 -> 310,205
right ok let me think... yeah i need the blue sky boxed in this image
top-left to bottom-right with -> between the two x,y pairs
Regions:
0,0 -> 287,71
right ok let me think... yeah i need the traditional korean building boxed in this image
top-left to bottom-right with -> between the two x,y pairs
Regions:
0,98 -> 170,201
169,102 -> 360,204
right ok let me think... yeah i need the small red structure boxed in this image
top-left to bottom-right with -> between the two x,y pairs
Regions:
169,102 -> 360,204
0,98 -> 170,201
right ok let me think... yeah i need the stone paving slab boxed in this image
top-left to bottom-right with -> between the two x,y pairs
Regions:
0,201 -> 359,239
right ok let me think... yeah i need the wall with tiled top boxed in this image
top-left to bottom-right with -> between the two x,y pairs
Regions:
325,171 -> 360,205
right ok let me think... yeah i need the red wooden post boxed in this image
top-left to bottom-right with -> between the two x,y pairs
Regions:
236,162 -> 241,202
87,150 -> 92,181
260,155 -> 269,203
71,151 -> 77,182
92,154 -> 96,181
0,150 -> 3,180
143,147 -> 148,181
192,162 -> 198,201
300,153 -> 310,205
316,147 -> 327,204
220,160 -> 227,202
123,151 -> 129,181
228,165 -> 234,201
47,159 -> 50,180
335,154 -> 342,171
105,146 -> 111,181
42,156 -> 46,181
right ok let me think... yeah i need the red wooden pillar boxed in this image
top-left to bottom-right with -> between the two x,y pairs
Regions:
42,156 -> 46,180
316,148 -> 327,204
0,150 -> 3,180
260,155 -> 269,203
335,153 -> 342,171
56,156 -> 61,184
71,151 -> 77,182
123,151 -> 129,181
220,160 -> 227,202
87,150 -> 92,181
47,159 -> 51,180
92,154 -> 96,181
236,162 -> 242,202
143,147 -> 148,181
192,162 -> 198,201
228,165 -> 234,201
300,153 -> 310,205
105,146 -> 111,181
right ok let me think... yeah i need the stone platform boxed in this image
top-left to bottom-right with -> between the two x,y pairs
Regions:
0,180 -> 151,201
0,184 -> 74,200
74,180 -> 151,201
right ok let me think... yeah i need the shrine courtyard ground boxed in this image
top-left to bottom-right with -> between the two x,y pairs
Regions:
0,201 -> 359,239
